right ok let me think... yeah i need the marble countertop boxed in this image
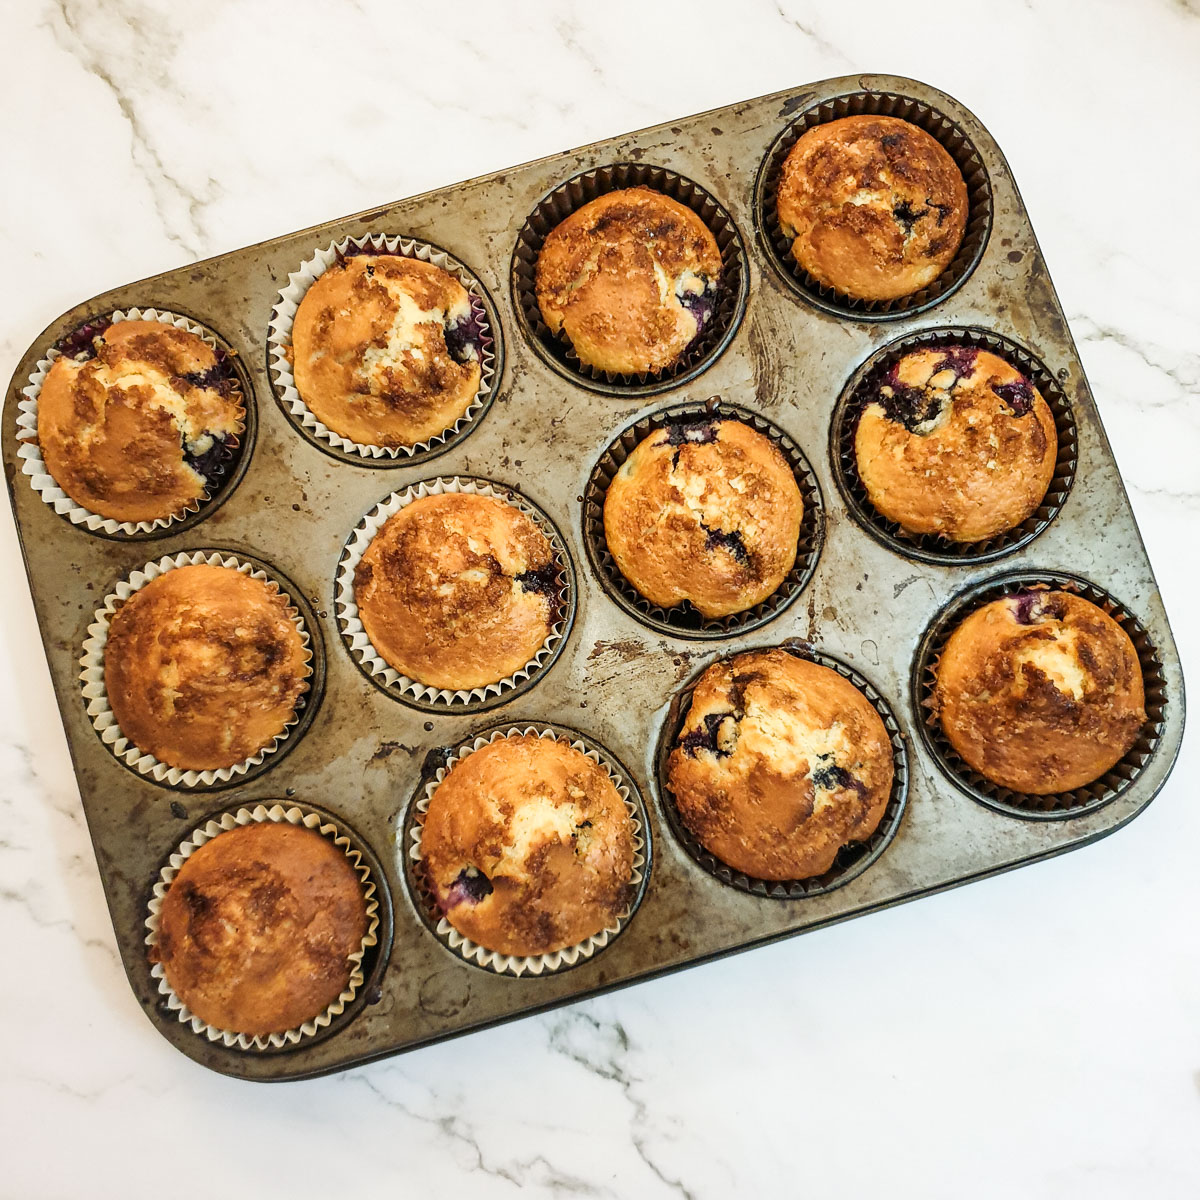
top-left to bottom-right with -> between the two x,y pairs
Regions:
2,1 -> 1198,1196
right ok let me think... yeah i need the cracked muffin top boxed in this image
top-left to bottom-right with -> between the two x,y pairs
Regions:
667,648 -> 893,881
933,590 -> 1146,794
353,492 -> 560,691
421,734 -> 636,957
151,822 -> 368,1035
535,187 -> 723,375
603,418 -> 803,619
291,253 -> 484,448
776,115 -> 967,301
854,346 -> 1057,542
104,564 -> 309,772
37,319 -> 243,524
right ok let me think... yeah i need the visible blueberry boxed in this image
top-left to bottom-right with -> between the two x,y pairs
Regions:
664,419 -> 719,447
443,308 -> 485,365
892,200 -> 928,236
181,433 -> 229,490
702,524 -> 751,567
58,317 -> 114,362
337,244 -> 378,262
928,198 -> 953,227
514,563 -> 558,598
873,374 -> 944,434
992,377 -> 1035,416
443,866 -> 494,909
811,761 -> 854,790
179,350 -> 239,397
679,711 -> 736,758
1011,591 -> 1042,625
678,288 -> 715,333
930,345 -> 978,380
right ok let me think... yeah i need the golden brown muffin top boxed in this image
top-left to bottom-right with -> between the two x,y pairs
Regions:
667,649 -> 893,881
421,734 -> 635,957
854,346 -> 1058,542
291,254 -> 483,447
603,418 -> 803,619
535,187 -> 723,375
933,590 -> 1146,795
353,492 -> 558,692
36,320 -> 243,524
776,115 -> 967,301
104,564 -> 309,772
151,822 -> 368,1036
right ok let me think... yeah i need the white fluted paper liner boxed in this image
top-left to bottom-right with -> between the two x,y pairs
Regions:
407,726 -> 646,977
144,803 -> 380,1050
336,477 -> 572,708
268,234 -> 497,459
80,551 -> 313,788
16,307 -> 245,535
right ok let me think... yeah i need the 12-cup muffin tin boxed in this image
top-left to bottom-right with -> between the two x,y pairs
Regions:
3,74 -> 1185,1080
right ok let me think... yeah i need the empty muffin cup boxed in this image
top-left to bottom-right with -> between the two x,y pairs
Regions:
17,308 -> 248,537
755,91 -> 992,317
80,550 -> 319,788
144,801 -> 382,1051
914,572 -> 1166,818
268,234 -> 500,463
403,724 -> 648,976
511,163 -> 748,394
584,397 -> 824,637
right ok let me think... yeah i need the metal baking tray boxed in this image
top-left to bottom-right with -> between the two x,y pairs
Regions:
3,73 -> 1184,1081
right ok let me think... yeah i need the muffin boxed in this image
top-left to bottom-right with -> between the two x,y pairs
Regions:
291,253 -> 483,447
421,734 -> 635,957
603,417 -> 803,618
854,346 -> 1057,542
776,115 -> 968,301
36,319 -> 243,524
535,187 -> 723,374
104,564 -> 309,771
353,492 -> 559,691
667,649 -> 893,881
933,590 -> 1146,794
151,821 -> 369,1036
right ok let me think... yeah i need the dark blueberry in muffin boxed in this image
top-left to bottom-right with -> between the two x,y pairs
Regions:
57,317 -> 114,362
872,372 -> 946,433
930,345 -> 978,380
177,349 -> 240,398
892,200 -> 928,236
679,710 -> 738,758
515,562 -> 560,602
442,865 -> 495,909
992,377 -> 1035,416
443,307 -> 486,365
181,433 -> 231,491
702,524 -> 751,567
664,419 -> 720,447
677,282 -> 718,337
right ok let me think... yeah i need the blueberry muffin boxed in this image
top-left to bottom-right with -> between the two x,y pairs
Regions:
603,418 -> 803,618
353,492 -> 559,691
667,649 -> 893,880
933,590 -> 1146,794
776,115 -> 968,301
291,253 -> 484,447
104,565 -> 309,771
854,346 -> 1057,542
151,822 -> 368,1035
535,187 -> 723,374
421,734 -> 635,957
36,319 -> 243,524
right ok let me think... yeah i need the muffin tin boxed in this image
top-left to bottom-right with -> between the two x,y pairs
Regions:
3,74 -> 1184,1081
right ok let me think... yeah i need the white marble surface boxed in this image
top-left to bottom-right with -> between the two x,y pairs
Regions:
2,1 -> 1198,1196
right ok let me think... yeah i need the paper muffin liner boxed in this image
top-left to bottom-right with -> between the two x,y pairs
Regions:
511,163 -> 749,395
16,307 -> 248,537
830,327 -> 1077,564
144,802 -> 381,1051
80,550 -> 317,788
403,724 -> 648,976
754,90 -> 993,318
913,571 -> 1167,818
655,642 -> 909,899
268,234 -> 500,463
583,396 -> 824,638
336,477 -> 575,712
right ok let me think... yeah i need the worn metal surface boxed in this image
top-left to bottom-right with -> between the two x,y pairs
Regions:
2,74 -> 1185,1081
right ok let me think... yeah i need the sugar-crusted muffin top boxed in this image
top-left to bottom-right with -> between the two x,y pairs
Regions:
291,254 -> 483,447
854,346 -> 1058,542
151,822 -> 368,1035
933,590 -> 1146,795
603,417 -> 803,619
36,319 -> 243,524
535,187 -> 723,375
667,649 -> 893,881
421,734 -> 636,957
776,115 -> 968,302
104,564 -> 309,772
353,492 -> 559,692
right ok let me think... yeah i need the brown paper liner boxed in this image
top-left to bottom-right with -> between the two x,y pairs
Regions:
655,643 -> 909,898
755,90 -> 992,317
830,327 -> 1077,564
583,397 -> 824,638
913,572 -> 1167,818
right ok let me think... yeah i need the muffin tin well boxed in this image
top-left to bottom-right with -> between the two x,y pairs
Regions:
3,74 -> 1184,1081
